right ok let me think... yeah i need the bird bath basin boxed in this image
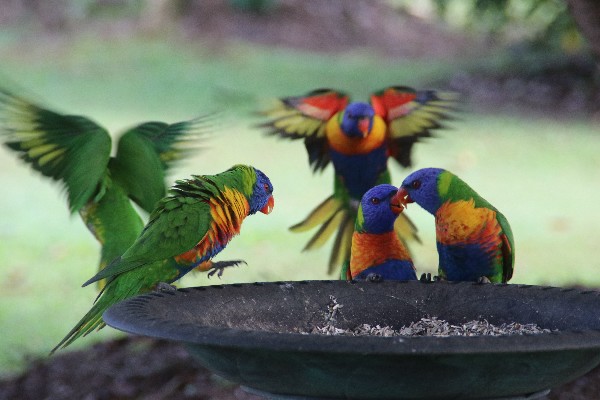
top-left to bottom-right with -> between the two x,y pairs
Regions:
104,280 -> 600,399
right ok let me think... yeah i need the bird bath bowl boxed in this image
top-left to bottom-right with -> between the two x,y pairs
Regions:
104,280 -> 600,399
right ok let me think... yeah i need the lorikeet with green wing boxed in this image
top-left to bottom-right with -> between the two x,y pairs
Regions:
260,86 -> 459,275
341,184 -> 417,281
0,87 -> 212,287
395,168 -> 514,283
51,164 -> 274,353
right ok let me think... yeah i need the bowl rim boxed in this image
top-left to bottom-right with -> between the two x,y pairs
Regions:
103,280 -> 600,356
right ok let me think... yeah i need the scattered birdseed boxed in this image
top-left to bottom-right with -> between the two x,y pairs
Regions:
304,297 -> 552,337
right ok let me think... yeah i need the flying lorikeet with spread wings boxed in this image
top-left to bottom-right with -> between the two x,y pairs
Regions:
395,168 -> 514,283
341,184 -> 417,281
0,87 -> 212,287
260,86 -> 459,275
51,164 -> 274,353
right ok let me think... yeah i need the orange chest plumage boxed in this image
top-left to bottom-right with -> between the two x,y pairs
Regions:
175,188 -> 250,265
325,114 -> 387,155
435,199 -> 502,246
350,230 -> 410,275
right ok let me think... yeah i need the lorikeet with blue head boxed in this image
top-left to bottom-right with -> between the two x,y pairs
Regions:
260,86 -> 459,275
341,184 -> 417,282
51,164 -> 274,353
0,87 -> 212,287
395,168 -> 514,283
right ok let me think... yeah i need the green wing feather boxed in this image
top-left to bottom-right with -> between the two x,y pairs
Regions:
496,211 -> 515,282
81,166 -> 254,286
82,194 -> 211,286
111,117 -> 212,213
0,88 -> 111,213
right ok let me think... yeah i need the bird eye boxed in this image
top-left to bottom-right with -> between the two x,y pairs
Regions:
411,180 -> 421,189
370,197 -> 380,205
263,183 -> 270,192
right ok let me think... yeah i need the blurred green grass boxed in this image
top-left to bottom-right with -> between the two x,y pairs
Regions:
1,32 -> 599,377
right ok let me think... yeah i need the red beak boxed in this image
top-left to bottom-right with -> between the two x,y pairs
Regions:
358,118 -> 371,137
392,188 -> 413,210
260,195 -> 274,214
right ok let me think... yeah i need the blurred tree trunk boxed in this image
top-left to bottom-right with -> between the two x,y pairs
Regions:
566,0 -> 600,63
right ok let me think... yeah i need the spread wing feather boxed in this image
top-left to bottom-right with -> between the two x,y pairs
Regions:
0,88 -> 111,213
259,89 -> 349,171
370,86 -> 460,167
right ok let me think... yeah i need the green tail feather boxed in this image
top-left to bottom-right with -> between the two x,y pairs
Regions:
50,276 -> 143,354
394,213 -> 421,245
327,212 -> 354,274
289,195 -> 343,232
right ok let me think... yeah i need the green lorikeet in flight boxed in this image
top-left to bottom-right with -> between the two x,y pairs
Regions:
395,168 -> 514,283
51,164 -> 274,353
260,86 -> 458,275
0,87 -> 212,287
341,184 -> 417,281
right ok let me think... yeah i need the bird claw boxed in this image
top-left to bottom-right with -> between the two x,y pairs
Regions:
155,282 -> 177,292
207,260 -> 247,279
433,275 -> 445,282
476,276 -> 492,284
365,273 -> 383,283
419,273 -> 432,283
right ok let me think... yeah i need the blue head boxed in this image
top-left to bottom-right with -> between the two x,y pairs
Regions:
340,102 -> 375,138
250,167 -> 274,215
397,168 -> 445,215
357,184 -> 403,234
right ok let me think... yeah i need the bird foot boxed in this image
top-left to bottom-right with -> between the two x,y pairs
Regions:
419,273 -> 432,283
365,273 -> 383,283
476,276 -> 492,284
433,275 -> 446,282
207,259 -> 247,279
155,282 -> 177,292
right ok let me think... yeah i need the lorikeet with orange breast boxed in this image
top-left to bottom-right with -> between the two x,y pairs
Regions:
342,184 -> 416,281
260,86 -> 459,275
395,168 -> 514,283
51,164 -> 274,353
0,87 -> 212,287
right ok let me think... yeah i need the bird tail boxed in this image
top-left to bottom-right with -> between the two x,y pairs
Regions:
290,195 -> 420,276
394,213 -> 421,246
289,196 -> 354,275
50,277 -> 140,354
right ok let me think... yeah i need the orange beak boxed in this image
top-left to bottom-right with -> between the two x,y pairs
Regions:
358,117 -> 371,138
260,195 -> 274,214
391,188 -> 413,212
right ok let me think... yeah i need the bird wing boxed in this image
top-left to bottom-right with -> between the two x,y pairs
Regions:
0,88 -> 111,213
370,86 -> 459,167
496,212 -> 515,282
82,196 -> 212,286
259,89 -> 349,171
113,116 -> 212,213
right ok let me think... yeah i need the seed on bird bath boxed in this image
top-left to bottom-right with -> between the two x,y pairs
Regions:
305,297 -> 552,337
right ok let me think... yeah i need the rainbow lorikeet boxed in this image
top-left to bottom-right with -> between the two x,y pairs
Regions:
0,87 -> 212,287
341,184 -> 417,281
260,86 -> 459,275
395,168 -> 514,283
51,164 -> 274,353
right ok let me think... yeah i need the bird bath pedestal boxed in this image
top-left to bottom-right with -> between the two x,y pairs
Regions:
104,280 -> 600,399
